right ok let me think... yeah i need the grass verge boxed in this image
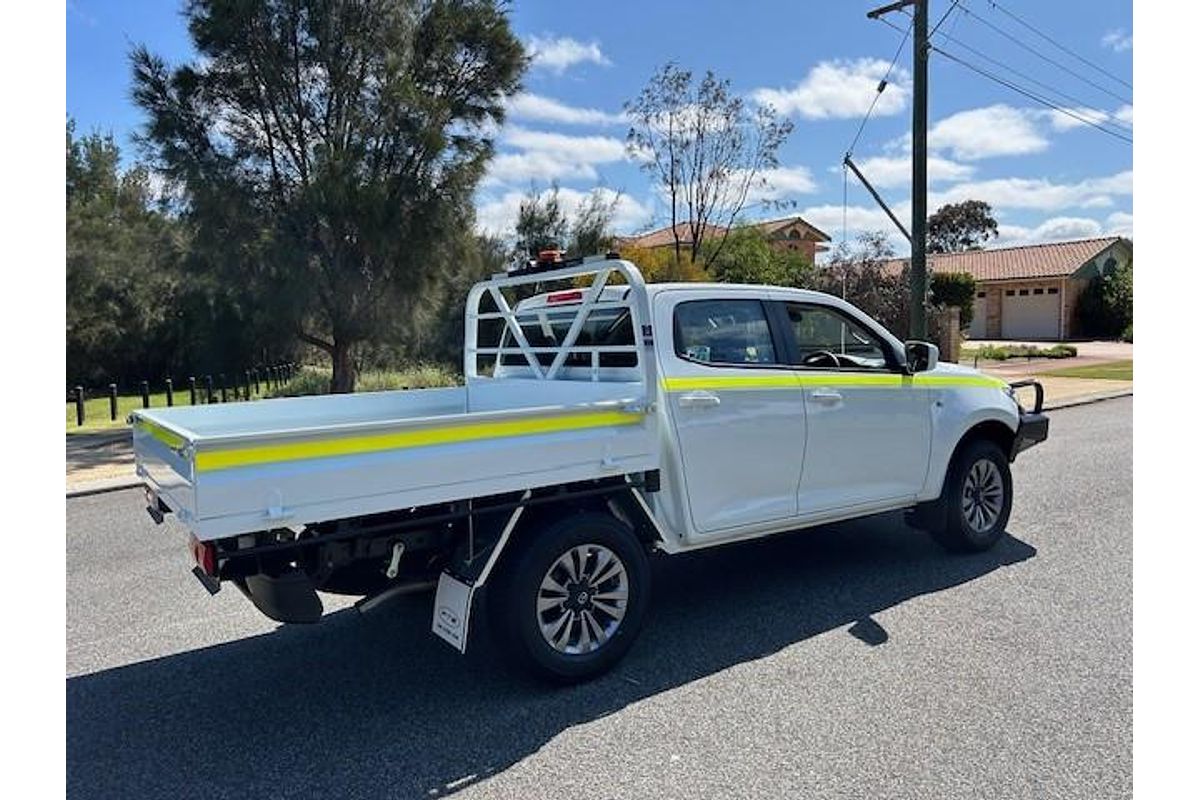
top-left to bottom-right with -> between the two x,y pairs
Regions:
1041,359 -> 1133,381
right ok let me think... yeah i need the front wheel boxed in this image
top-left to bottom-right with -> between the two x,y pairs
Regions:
488,512 -> 650,684
928,438 -> 1013,553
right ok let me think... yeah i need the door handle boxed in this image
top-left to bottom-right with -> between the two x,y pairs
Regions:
678,391 -> 721,408
809,389 -> 843,405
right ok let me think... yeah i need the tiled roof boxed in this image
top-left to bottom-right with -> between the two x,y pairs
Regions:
753,215 -> 832,242
619,214 -> 831,249
881,237 -> 1128,282
617,221 -> 728,249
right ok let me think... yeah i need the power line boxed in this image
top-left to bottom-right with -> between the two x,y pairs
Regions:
845,16 -> 913,158
931,25 -> 1132,132
929,0 -> 961,38
986,0 -> 1132,91
956,2 -> 1132,106
931,45 -> 1133,143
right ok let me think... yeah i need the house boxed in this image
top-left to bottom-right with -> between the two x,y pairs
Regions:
882,237 -> 1133,341
618,215 -> 831,264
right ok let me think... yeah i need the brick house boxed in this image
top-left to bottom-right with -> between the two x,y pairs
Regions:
618,215 -> 831,264
883,237 -> 1132,341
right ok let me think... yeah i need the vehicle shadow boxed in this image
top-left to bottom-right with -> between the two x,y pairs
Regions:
66,514 -> 1036,799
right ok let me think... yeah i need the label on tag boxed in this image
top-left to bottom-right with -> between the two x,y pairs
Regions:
432,571 -> 474,653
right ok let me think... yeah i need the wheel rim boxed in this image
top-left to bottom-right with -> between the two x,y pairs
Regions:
537,543 -> 628,655
962,458 -> 1005,533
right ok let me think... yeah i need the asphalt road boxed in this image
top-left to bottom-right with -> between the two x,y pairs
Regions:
66,398 -> 1132,800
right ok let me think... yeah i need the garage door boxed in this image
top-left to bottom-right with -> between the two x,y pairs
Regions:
1001,287 -> 1059,340
968,293 -> 987,338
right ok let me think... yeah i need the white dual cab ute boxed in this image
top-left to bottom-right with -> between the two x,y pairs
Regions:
132,254 -> 1048,682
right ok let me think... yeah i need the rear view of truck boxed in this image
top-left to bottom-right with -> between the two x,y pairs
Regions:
132,255 -> 666,681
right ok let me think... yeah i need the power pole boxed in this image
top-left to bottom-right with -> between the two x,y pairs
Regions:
910,0 -> 929,341
867,0 -> 929,340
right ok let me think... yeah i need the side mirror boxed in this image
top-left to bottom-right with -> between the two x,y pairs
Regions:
905,341 -> 939,373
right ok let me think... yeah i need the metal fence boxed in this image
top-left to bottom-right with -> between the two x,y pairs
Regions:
68,363 -> 297,427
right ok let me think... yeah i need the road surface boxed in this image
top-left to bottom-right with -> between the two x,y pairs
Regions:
67,398 -> 1132,800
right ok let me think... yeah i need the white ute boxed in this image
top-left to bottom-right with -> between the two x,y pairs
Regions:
132,255 -> 1048,682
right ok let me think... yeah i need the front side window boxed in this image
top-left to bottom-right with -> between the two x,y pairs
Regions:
784,303 -> 889,371
674,299 -> 778,365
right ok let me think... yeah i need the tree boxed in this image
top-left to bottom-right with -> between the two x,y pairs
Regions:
131,0 -> 525,392
625,63 -> 793,268
813,232 -> 909,338
1077,258 -> 1133,337
514,184 -> 569,258
703,226 -> 814,287
930,271 -> 978,328
67,120 -> 188,386
927,200 -> 999,253
569,188 -> 620,257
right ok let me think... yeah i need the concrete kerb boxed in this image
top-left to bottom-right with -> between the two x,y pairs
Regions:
1043,389 -> 1132,412
66,476 -> 143,499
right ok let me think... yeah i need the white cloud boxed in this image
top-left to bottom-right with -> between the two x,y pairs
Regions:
1106,211 -> 1133,238
1102,29 -> 1132,52
1114,104 -> 1134,126
1042,106 -> 1111,132
752,58 -> 910,120
746,166 -> 820,200
928,171 -> 1132,212
849,154 -> 975,188
526,35 -> 611,74
994,217 -> 1105,246
484,126 -> 628,186
475,187 -> 653,238
927,105 -> 1048,160
505,93 -> 626,126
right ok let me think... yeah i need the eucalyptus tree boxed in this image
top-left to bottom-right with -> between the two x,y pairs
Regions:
132,0 -> 525,391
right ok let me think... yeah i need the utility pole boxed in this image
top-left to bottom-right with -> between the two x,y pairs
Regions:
867,0 -> 929,340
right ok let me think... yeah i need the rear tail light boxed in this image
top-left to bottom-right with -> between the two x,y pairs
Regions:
547,290 -> 583,304
190,535 -> 217,576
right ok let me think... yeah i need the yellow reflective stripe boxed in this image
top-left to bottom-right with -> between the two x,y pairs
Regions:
663,373 -> 1006,391
662,375 -> 800,392
194,409 -> 644,473
914,374 -> 1006,388
136,418 -> 186,450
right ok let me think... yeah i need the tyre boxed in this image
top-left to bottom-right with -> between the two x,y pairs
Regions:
488,511 -> 650,684
928,438 -> 1013,553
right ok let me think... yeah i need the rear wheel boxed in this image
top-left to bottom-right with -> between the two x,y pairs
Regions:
928,438 -> 1013,553
488,512 -> 650,683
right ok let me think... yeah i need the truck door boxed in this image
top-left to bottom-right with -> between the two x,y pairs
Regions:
659,293 -> 807,535
777,301 -> 932,515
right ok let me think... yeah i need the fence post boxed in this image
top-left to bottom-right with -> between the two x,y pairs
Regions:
189,376 -> 197,405
109,384 -> 118,421
219,373 -> 227,403
74,386 -> 85,427
140,380 -> 150,409
166,378 -> 174,407
205,375 -> 214,404
253,368 -> 260,395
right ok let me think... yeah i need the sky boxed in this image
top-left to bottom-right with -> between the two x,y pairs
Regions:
66,0 -> 1133,257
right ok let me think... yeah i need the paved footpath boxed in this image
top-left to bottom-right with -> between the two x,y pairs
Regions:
66,398 -> 1131,800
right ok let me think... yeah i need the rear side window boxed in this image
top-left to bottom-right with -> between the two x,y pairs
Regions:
498,306 -> 636,367
674,299 -> 778,365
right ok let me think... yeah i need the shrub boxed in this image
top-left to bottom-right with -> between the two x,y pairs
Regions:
269,364 -> 460,397
930,272 -> 978,328
1077,259 -> 1133,337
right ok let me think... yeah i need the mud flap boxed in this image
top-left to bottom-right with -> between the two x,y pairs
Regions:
432,571 -> 474,653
